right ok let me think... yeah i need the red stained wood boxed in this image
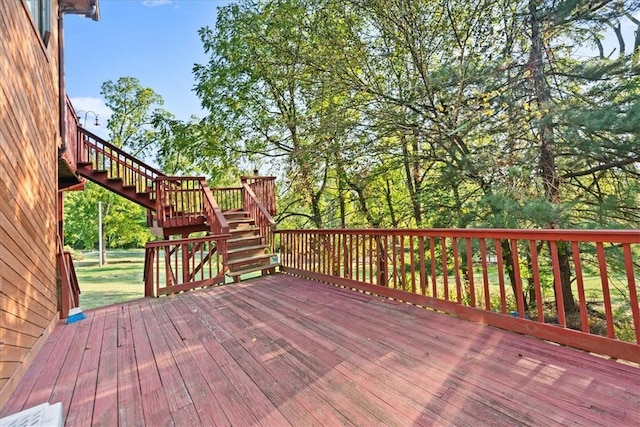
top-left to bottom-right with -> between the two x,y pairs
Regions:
3,275 -> 639,426
92,306 -> 118,427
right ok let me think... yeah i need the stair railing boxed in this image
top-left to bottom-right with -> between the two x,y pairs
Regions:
200,180 -> 230,234
155,177 -> 203,228
241,176 -> 276,216
242,181 -> 276,252
77,127 -> 164,197
57,237 -> 80,319
212,186 -> 244,211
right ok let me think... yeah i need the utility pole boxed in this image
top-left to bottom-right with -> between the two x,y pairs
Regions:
98,201 -> 104,266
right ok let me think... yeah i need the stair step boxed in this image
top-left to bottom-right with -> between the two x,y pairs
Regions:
227,218 -> 254,224
107,177 -> 123,182
78,161 -> 93,167
227,262 -> 279,278
223,211 -> 250,220
227,244 -> 269,255
230,227 -> 260,236
226,253 -> 273,266
226,235 -> 263,245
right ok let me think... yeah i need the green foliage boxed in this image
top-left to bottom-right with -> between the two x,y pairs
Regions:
192,0 -> 639,232
64,183 -> 153,249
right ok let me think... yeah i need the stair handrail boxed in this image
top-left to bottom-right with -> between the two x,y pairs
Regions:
241,176 -> 276,216
201,180 -> 230,236
77,127 -> 165,181
242,181 -> 276,251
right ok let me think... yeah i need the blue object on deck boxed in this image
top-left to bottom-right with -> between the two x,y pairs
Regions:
509,311 -> 529,319
66,307 -> 86,324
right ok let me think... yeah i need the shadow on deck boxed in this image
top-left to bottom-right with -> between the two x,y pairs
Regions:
2,274 -> 638,426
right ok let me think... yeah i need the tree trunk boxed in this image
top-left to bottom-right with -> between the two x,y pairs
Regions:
528,1 -> 577,314
402,134 -> 423,226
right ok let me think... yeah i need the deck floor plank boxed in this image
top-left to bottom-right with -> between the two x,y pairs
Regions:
65,368 -> 98,427
194,292 -> 333,426
162,296 -> 261,427
2,274 -> 638,426
91,305 -> 119,427
139,299 -> 194,415
49,314 -> 94,420
78,307 -> 106,374
149,298 -> 231,427
176,295 -> 294,427
216,289 -> 408,426
248,279 -> 526,426
0,316 -> 67,415
128,304 -> 162,396
273,277 -> 638,425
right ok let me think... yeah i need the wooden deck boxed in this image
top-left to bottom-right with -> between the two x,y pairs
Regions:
2,274 -> 638,426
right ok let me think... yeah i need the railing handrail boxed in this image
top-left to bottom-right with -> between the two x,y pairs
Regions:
145,233 -> 229,249
242,182 -> 276,226
214,186 -> 244,191
201,180 -> 231,235
157,176 -> 205,182
78,127 -> 165,178
277,228 -> 640,243
241,175 -> 276,181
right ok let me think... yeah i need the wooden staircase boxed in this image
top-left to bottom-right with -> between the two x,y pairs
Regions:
71,127 -> 278,287
224,210 -> 278,281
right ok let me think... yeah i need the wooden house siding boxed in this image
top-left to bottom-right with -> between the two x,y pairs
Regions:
0,0 -> 61,409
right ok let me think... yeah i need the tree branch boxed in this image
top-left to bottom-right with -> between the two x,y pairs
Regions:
561,155 -> 640,179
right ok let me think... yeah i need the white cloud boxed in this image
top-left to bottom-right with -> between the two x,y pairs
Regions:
142,0 -> 172,7
70,96 -> 112,140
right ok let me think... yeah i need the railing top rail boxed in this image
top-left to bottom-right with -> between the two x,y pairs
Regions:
242,182 -> 276,226
213,186 -> 244,191
158,176 -> 206,182
78,127 -> 165,177
241,176 -> 276,181
277,228 -> 640,243
201,181 -> 230,235
145,233 -> 231,249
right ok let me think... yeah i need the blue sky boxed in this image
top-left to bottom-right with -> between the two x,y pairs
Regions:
65,0 -> 231,137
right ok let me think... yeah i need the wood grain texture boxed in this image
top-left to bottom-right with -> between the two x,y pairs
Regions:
2,275 -> 638,426
0,0 -> 61,407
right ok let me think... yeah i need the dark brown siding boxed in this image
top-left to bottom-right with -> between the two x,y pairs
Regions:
0,0 -> 61,409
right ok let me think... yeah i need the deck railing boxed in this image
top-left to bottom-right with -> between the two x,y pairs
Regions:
77,127 -> 163,197
212,187 -> 244,211
57,249 -> 80,320
62,96 -> 80,171
156,177 -> 205,228
242,176 -> 276,216
144,235 -> 227,297
242,181 -> 276,251
201,181 -> 230,256
278,228 -> 640,362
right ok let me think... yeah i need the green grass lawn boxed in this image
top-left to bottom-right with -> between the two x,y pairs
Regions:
74,249 -> 146,310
